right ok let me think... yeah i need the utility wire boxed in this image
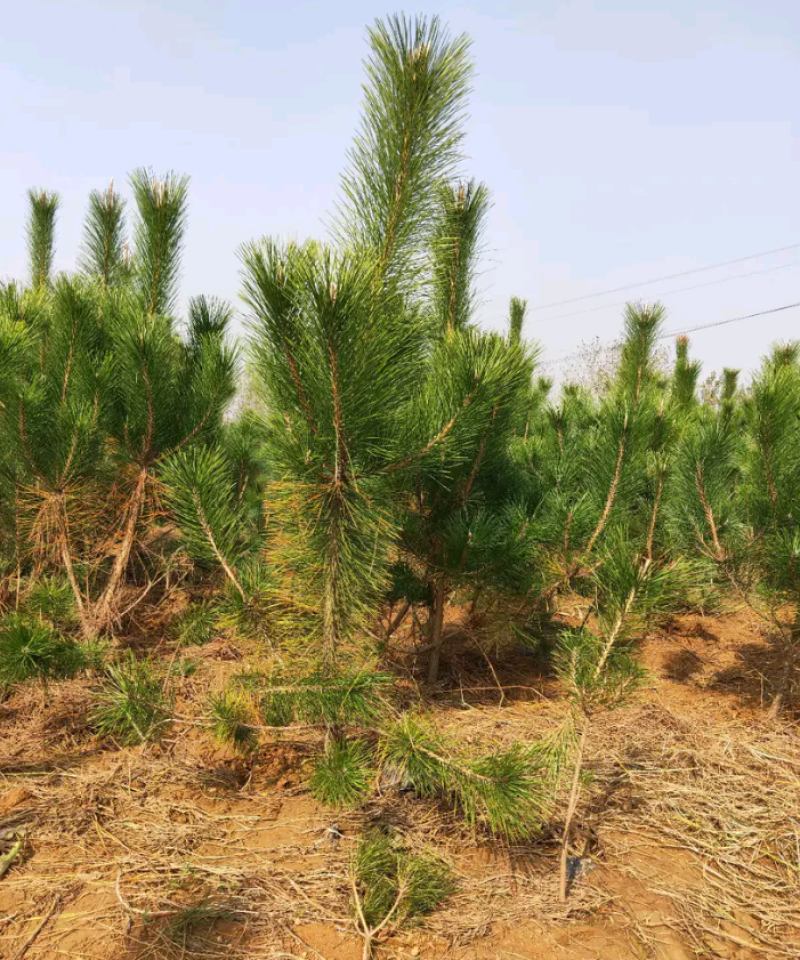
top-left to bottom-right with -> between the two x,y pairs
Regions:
662,301 -> 800,339
536,258 -> 800,324
529,242 -> 800,313
538,301 -> 800,370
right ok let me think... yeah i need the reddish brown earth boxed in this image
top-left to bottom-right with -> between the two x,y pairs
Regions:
1,608 -> 798,960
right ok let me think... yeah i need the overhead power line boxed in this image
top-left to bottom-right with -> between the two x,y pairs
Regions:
529,242 -> 800,313
536,258 -> 800,324
538,301 -> 800,370
662,301 -> 800,339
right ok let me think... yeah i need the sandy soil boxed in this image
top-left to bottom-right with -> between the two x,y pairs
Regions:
1,607 -> 798,960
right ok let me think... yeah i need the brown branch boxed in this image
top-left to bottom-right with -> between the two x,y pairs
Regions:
382,378 -> 480,475
61,315 -> 79,403
559,716 -> 589,902
328,343 -> 347,484
763,418 -> 779,506
592,569 -> 643,683
10,894 -> 62,960
164,402 -> 215,458
460,401 -> 500,504
646,469 -> 665,562
191,489 -> 247,601
380,125 -> 413,276
57,501 -> 90,637
140,350 -> 155,459
285,346 -> 316,434
386,599 -> 411,639
92,467 -> 148,633
584,415 -> 628,556
59,428 -> 80,488
695,461 -> 725,561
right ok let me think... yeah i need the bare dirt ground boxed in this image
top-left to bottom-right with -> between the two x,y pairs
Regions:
1,607 -> 799,960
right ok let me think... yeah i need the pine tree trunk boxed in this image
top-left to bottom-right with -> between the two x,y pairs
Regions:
560,715 -> 590,902
92,467 -> 148,634
768,629 -> 798,719
60,539 -> 92,639
426,579 -> 447,684
57,497 -> 92,639
322,505 -> 342,672
361,931 -> 373,960
386,599 -> 411,639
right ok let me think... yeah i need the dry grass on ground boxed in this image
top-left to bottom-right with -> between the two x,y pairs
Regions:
1,608 -> 799,960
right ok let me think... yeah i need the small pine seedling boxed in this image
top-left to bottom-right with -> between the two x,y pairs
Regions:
170,601 -> 218,647
380,714 -> 547,842
207,688 -> 260,753
256,670 -> 392,728
160,898 -> 240,951
0,615 -> 86,693
352,832 -> 453,959
25,577 -> 77,627
91,652 -> 170,745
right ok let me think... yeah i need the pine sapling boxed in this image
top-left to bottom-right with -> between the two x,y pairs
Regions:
0,615 -> 87,702
553,547 -> 685,899
350,832 -> 453,959
91,652 -> 171,745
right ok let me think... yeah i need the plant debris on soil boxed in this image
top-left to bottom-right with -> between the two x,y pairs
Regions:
1,607 -> 798,960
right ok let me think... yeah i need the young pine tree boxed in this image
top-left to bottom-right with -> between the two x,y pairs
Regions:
0,267 -> 110,637
1,173 -> 236,636
554,546 -> 685,899
398,191 -> 538,680
89,171 -> 237,633
741,345 -> 800,716
241,16 -> 494,669
529,304 -> 668,593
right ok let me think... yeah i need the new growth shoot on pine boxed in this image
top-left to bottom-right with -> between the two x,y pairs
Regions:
27,189 -> 59,292
130,168 -> 189,316
79,181 -> 127,288
335,14 -> 474,288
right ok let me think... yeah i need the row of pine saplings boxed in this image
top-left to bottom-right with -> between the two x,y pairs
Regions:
1,16 -> 799,948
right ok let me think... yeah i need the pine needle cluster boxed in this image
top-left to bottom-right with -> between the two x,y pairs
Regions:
91,652 -> 170,745
352,831 -> 453,936
0,615 -> 86,688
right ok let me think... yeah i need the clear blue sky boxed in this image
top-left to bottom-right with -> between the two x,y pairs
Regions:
2,1 -> 798,380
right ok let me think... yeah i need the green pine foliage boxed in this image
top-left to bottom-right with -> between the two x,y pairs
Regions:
430,180 -> 489,335
242,240 -> 428,663
27,189 -> 59,292
508,297 -> 527,345
256,670 -> 392,728
78,182 -> 127,287
130,169 -> 189,316
208,688 -> 259,752
169,601 -> 218,647
336,15 -> 473,286
25,576 -> 77,626
666,397 -> 743,563
91,652 -> 170,745
161,445 -> 249,597
310,738 -> 375,807
0,166 -> 237,638
352,832 -> 453,936
0,615 -> 86,688
380,714 -> 546,841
